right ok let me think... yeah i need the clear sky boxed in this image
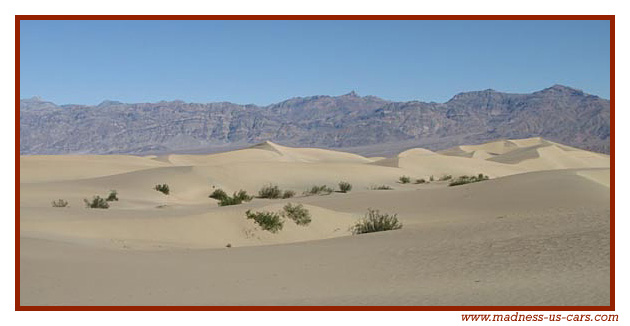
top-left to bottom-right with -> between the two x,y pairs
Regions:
20,20 -> 610,105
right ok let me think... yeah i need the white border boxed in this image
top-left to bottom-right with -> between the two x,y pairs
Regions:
3,1 -> 625,326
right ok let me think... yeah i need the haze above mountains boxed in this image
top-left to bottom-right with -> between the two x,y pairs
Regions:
20,84 -> 610,156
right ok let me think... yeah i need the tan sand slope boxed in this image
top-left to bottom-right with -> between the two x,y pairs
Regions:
439,137 -> 610,171
371,147 -> 527,178
19,154 -> 169,183
488,142 -> 610,170
168,141 -> 371,166
439,139 -> 519,157
21,168 -> 610,305
21,202 -> 357,250
19,138 -> 611,306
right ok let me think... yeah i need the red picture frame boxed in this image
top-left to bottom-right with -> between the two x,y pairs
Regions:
15,15 -> 615,311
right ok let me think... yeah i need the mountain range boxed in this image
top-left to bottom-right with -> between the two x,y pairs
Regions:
19,85 -> 611,156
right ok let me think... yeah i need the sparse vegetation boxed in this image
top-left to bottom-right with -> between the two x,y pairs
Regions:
370,185 -> 393,190
304,185 -> 334,196
448,173 -> 490,187
351,208 -> 403,234
282,190 -> 295,199
399,175 -> 411,184
106,190 -> 118,202
216,190 -> 253,206
257,184 -> 295,199
154,184 -> 170,195
439,175 -> 453,181
338,181 -> 352,193
83,196 -> 109,209
234,190 -> 253,202
209,188 -> 228,200
282,203 -> 311,226
245,210 -> 284,233
415,178 -> 426,184
51,199 -> 68,208
218,196 -> 243,206
258,184 -> 282,199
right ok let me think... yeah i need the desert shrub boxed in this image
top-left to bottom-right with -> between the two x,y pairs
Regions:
430,175 -> 434,182
415,178 -> 426,184
338,181 -> 352,193
84,196 -> 109,209
351,209 -> 402,235
282,203 -> 311,226
439,175 -> 453,181
282,190 -> 296,199
370,185 -> 393,190
234,190 -> 253,202
448,173 -> 490,187
51,199 -> 68,208
154,184 -> 170,195
303,185 -> 334,196
258,184 -> 282,199
106,190 -> 119,202
448,178 -> 470,187
209,188 -> 228,200
218,196 -> 243,206
245,210 -> 284,233
216,190 -> 253,206
399,176 -> 411,184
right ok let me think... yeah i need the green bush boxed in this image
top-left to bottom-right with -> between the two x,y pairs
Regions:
282,190 -> 296,199
246,210 -> 284,233
399,176 -> 411,184
218,196 -> 243,206
448,173 -> 490,187
234,190 -> 253,202
415,178 -> 426,184
216,190 -> 253,206
51,199 -> 68,208
303,185 -> 334,196
370,185 -> 393,190
154,184 -> 170,195
106,190 -> 118,202
338,181 -> 352,193
258,184 -> 282,199
209,188 -> 228,200
351,209 -> 402,234
282,203 -> 311,226
439,175 -> 453,181
84,196 -> 109,209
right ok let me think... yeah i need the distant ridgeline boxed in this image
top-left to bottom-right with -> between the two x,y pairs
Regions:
19,85 -> 610,155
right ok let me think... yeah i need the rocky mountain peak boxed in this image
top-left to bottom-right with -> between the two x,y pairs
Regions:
19,86 -> 610,155
537,84 -> 586,96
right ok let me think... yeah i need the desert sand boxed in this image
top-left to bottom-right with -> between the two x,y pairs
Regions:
19,137 -> 611,306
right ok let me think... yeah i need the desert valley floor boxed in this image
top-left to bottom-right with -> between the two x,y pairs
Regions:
19,137 -> 611,306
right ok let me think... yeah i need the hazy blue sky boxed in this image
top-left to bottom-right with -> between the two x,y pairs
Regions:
20,20 -> 610,105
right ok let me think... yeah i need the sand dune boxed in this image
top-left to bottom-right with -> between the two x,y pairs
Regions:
168,141 -> 371,166
20,154 -> 169,183
440,137 -> 610,172
441,139 -> 519,157
21,202 -> 357,250
19,138 -> 611,306
371,147 -> 526,178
